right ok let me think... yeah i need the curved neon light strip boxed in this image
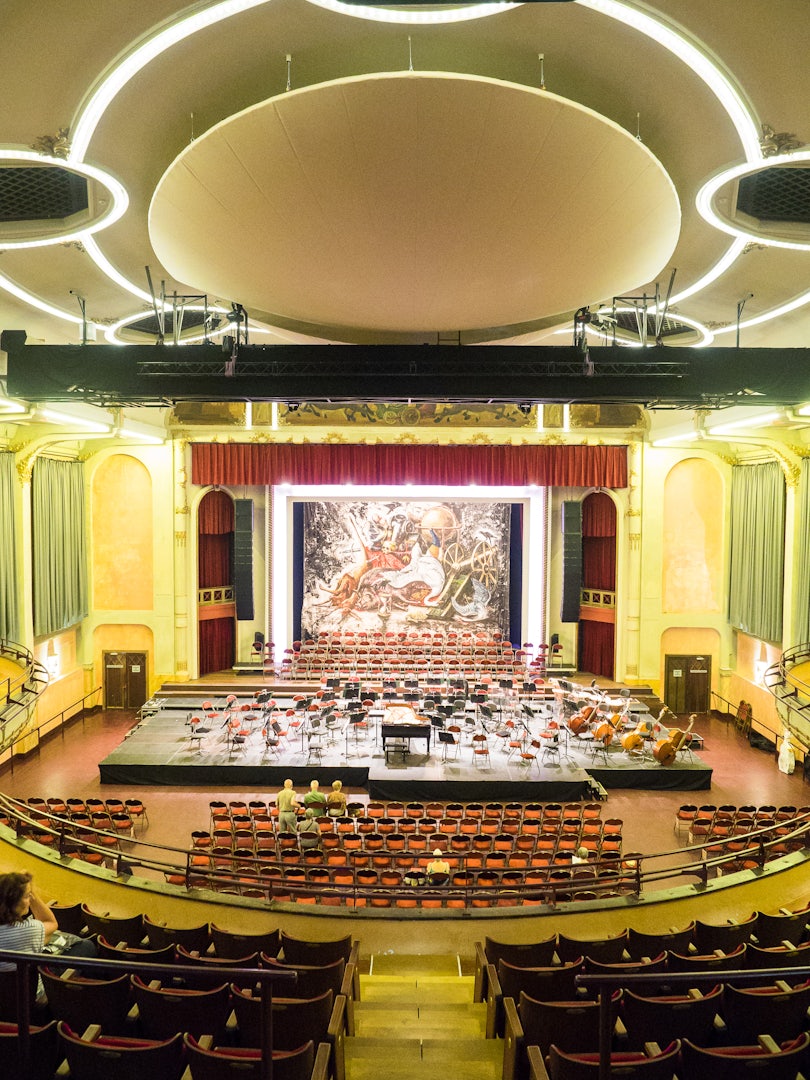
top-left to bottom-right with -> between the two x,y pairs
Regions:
712,288 -> 810,337
0,150 -> 128,249
45,0 -> 764,336
0,269 -> 95,329
589,309 -> 714,348
576,0 -> 761,161
668,236 -> 747,306
697,151 -> 810,252
69,0 -> 276,163
303,0 -> 517,25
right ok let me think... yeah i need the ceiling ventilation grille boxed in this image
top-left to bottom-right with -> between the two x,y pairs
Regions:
128,312 -> 207,336
736,166 -> 810,224
0,166 -> 89,222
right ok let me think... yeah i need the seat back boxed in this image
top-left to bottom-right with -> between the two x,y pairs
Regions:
231,986 -> 333,1049
723,980 -> 810,1044
280,933 -> 352,966
547,1040 -> 680,1079
80,905 -> 145,947
483,936 -> 557,970
40,968 -> 133,1035
131,975 -> 232,1041
262,956 -> 346,1000
211,924 -> 280,959
142,915 -> 211,954
557,931 -> 628,965
680,1033 -> 810,1080
183,1034 -> 315,1080
57,1022 -> 185,1080
621,985 -> 722,1050
626,924 -> 694,961
497,958 -> 582,1003
0,1019 -> 60,1080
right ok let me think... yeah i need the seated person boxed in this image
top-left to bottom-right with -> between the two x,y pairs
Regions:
425,849 -> 450,883
326,779 -> 347,817
297,808 -> 322,848
303,780 -> 328,817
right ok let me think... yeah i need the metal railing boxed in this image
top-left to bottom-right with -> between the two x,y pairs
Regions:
0,688 -> 102,774
2,794 -> 808,913
0,638 -> 49,734
0,946 -> 296,1080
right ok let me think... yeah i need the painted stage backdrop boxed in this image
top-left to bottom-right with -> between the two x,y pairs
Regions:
301,500 -> 511,637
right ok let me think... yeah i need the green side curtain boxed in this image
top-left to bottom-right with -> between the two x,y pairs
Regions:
796,459 -> 810,645
32,457 -> 88,636
728,461 -> 785,643
0,452 -> 20,641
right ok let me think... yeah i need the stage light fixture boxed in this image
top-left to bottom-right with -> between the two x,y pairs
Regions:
287,402 -> 300,411
518,403 -> 533,415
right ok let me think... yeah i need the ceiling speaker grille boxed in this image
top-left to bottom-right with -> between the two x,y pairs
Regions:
613,313 -> 691,338
0,166 -> 89,222
736,166 -> 810,224
128,312 -> 207,335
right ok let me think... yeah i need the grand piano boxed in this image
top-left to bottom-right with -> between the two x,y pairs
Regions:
380,704 -> 432,757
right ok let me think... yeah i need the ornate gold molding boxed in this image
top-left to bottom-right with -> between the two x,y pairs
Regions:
175,531 -> 187,546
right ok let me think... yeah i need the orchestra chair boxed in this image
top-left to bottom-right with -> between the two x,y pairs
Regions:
721,979 -> 810,1044
472,732 -> 491,768
680,1032 -> 810,1080
183,1034 -> 329,1080
438,727 -> 460,761
543,1039 -> 681,1080
502,991 -> 623,1080
130,976 -> 232,1042
39,967 -> 134,1036
621,985 -> 723,1051
57,1022 -> 185,1080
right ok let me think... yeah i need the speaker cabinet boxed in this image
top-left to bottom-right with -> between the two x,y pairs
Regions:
560,501 -> 582,623
233,499 -> 254,621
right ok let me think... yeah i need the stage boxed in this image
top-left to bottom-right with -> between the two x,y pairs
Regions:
98,689 -> 712,797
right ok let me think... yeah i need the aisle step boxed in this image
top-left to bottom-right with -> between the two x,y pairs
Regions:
345,956 -> 501,1080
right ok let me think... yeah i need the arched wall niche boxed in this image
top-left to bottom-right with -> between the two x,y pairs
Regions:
662,457 -> 724,615
91,454 -> 154,611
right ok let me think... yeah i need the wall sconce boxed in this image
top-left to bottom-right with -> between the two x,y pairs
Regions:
45,639 -> 60,678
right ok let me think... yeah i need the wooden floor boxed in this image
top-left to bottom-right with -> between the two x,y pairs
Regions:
2,675 -> 808,861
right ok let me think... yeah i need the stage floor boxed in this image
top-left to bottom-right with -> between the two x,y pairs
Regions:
98,695 -> 712,798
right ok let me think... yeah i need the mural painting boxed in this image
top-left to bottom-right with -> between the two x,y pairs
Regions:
301,500 -> 511,637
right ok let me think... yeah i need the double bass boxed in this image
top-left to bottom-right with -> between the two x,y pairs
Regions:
568,689 -> 606,734
653,713 -> 697,766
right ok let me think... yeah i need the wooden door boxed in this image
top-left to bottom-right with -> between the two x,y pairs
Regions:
103,651 -> 148,709
664,654 -> 711,715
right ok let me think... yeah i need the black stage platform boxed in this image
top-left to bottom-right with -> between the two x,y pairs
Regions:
100,691 -> 712,797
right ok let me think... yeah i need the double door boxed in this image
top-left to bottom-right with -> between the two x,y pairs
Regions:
103,651 -> 148,710
663,654 -> 711,714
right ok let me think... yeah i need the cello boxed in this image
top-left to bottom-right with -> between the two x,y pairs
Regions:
653,713 -> 697,766
568,689 -> 606,734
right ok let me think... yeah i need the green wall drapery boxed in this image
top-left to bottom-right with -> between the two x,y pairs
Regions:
0,452 -> 20,641
728,461 -> 785,643
796,459 -> 810,646
32,457 -> 88,636
191,442 -> 628,489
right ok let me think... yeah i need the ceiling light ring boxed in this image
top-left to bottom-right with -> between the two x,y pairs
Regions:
696,150 -> 810,253
0,149 -> 128,250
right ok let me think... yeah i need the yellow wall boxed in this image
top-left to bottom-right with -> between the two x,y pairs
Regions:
92,454 -> 154,611
663,458 -> 723,613
92,624 -> 155,694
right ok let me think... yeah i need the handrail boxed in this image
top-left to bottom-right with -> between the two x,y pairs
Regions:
764,641 -> 810,742
0,637 -> 48,710
0,688 -> 103,773
0,946 -> 297,1080
577,964 -> 810,1080
3,793 -> 809,912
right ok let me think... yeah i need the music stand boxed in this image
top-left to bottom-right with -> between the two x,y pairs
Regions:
438,729 -> 458,762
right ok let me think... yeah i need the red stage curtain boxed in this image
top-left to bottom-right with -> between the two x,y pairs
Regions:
582,491 -> 616,590
198,489 -> 234,533
583,537 -> 616,591
199,617 -> 234,676
198,489 -> 234,587
582,491 -> 616,537
579,620 -> 614,678
199,535 -> 231,587
191,442 -> 627,489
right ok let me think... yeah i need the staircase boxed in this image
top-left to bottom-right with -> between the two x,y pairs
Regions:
346,953 -> 502,1080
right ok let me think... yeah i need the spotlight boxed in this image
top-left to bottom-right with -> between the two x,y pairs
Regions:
518,403 -> 533,415
286,402 -> 300,412
227,304 -> 244,325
